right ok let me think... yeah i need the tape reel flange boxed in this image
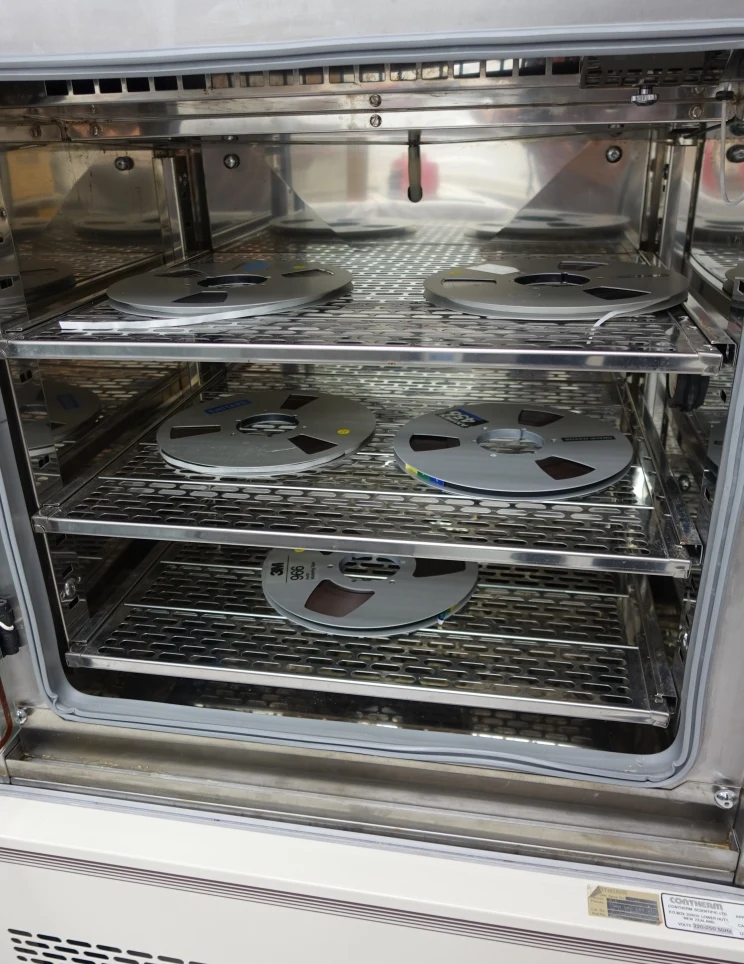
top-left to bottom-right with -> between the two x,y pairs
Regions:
157,390 -> 375,478
73,212 -> 163,243
270,213 -> 410,239
424,257 -> 688,320
394,403 -> 633,499
18,378 -> 102,455
262,549 -> 478,637
107,258 -> 353,317
470,211 -> 630,240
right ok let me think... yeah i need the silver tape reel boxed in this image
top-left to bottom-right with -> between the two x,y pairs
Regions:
18,378 -> 102,456
424,257 -> 688,320
157,390 -> 375,478
270,213 -> 410,239
74,212 -> 163,243
263,549 -> 478,637
394,403 -> 633,499
107,258 -> 353,318
470,211 -> 630,240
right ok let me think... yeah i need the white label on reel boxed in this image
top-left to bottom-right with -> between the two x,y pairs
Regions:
268,555 -> 318,583
472,263 -> 520,275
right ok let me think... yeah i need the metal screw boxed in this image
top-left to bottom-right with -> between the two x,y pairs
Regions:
608,123 -> 624,133
714,787 -> 738,810
60,578 -> 79,601
605,145 -> 623,163
223,153 -> 240,169
678,629 -> 689,652
369,94 -> 382,108
14,709 -> 27,726
678,474 -> 692,492
631,86 -> 658,107
222,134 -> 238,142
692,86 -> 705,95
114,156 -> 134,171
30,125 -> 41,138
0,209 -> 8,221
689,105 -> 704,120
726,144 -> 744,164
89,123 -> 102,137
89,105 -> 99,115
369,114 -> 382,128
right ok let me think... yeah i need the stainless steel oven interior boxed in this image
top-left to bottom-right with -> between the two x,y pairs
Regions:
0,48 -> 744,882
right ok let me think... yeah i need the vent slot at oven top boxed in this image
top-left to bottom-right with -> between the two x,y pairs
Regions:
581,51 -> 731,88
25,59 -> 582,103
0,49 -> 728,108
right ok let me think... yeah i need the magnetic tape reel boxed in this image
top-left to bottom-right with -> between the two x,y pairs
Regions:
270,212 -> 410,239
18,379 -> 102,456
73,212 -> 163,243
263,549 -> 479,637
424,257 -> 688,320
470,211 -> 630,240
156,390 -> 376,478
394,403 -> 633,500
105,258 -> 353,322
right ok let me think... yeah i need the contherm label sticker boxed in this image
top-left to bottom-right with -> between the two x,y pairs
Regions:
663,893 -> 744,940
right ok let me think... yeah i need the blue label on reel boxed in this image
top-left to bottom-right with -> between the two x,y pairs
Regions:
56,394 -> 80,410
203,398 -> 253,415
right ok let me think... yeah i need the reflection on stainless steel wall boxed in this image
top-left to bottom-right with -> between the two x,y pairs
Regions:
0,147 -> 163,317
694,135 -> 744,246
689,132 -> 744,292
202,144 -> 271,244
244,137 -> 649,245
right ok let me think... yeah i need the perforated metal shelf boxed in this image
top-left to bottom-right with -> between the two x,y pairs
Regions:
19,223 -> 159,285
168,680 -> 606,748
690,242 -> 743,287
34,366 -> 694,577
12,359 -> 186,490
2,236 -> 722,373
67,542 -> 672,726
12,358 -> 178,426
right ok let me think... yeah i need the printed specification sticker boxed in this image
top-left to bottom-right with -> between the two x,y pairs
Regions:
588,886 -> 661,925
663,894 -> 744,939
